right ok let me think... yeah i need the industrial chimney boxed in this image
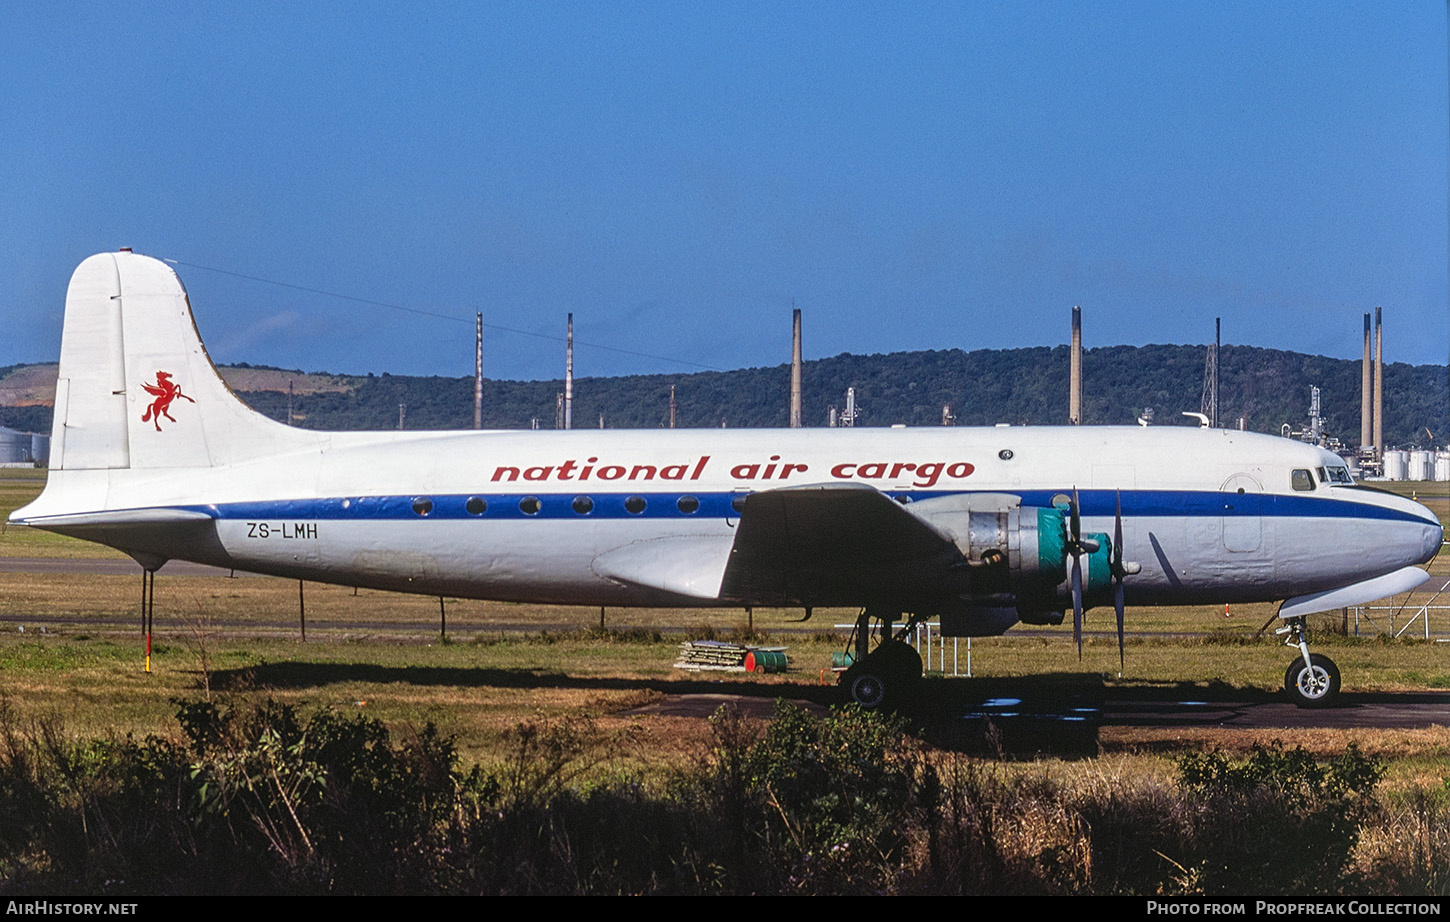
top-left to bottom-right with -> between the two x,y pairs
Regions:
790,308 -> 803,428
474,313 -> 483,430
1069,306 -> 1082,425
1374,307 -> 1383,458
1360,312 -> 1372,451
564,313 -> 574,431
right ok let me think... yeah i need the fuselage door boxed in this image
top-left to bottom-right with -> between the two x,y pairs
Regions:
1220,473 -> 1263,553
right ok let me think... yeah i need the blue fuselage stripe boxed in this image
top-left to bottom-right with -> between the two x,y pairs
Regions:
178,488 -> 1439,527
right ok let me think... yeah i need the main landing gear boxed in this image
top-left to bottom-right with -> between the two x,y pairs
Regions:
840,609 -> 923,710
1277,615 -> 1341,708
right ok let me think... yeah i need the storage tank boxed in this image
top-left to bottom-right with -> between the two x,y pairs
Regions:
1409,451 -> 1434,481
1435,451 -> 1450,482
1382,450 -> 1408,481
0,427 -> 30,464
29,433 -> 49,467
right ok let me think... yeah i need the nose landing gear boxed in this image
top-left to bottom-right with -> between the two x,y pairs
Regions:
1277,615 -> 1340,708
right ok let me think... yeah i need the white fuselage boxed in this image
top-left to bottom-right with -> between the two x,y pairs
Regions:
18,424 -> 1442,611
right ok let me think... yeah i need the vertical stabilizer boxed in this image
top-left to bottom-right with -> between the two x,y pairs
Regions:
51,251 -> 316,471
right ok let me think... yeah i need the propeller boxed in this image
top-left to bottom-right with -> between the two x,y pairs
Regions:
1064,487 -> 1098,660
1066,487 -> 1137,669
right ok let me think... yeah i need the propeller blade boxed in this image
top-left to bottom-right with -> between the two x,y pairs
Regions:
1114,490 -> 1125,674
1115,578 -> 1125,673
1113,491 -> 1124,574
1070,486 -> 1082,547
1069,486 -> 1084,660
1071,553 -> 1083,660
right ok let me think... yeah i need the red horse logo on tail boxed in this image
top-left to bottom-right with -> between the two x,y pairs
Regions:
140,371 -> 195,431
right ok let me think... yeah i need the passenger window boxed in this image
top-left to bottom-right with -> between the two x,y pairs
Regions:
519,496 -> 541,515
572,496 -> 594,515
677,495 -> 700,514
466,497 -> 487,515
412,497 -> 433,516
624,496 -> 647,515
1291,469 -> 1315,492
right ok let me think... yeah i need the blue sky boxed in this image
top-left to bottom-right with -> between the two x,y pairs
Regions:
3,2 -> 1446,381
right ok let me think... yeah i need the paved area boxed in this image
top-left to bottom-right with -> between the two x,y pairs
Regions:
624,685 -> 1450,732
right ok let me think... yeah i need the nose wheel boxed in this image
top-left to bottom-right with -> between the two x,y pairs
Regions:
1284,653 -> 1340,707
1277,616 -> 1340,708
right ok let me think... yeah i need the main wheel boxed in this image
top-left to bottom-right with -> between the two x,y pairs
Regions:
1284,653 -> 1340,708
847,669 -> 888,708
842,641 -> 923,709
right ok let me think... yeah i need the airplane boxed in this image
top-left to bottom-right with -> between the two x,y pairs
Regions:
8,250 -> 1443,708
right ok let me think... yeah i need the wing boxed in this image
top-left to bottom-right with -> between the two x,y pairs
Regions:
718,482 -> 968,608
589,483 -> 969,607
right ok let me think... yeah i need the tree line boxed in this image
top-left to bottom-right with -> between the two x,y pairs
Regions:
2,345 -> 1445,447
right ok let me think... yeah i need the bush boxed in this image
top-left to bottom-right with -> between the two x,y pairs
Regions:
2,697 -> 1438,896
1134,743 -> 1385,895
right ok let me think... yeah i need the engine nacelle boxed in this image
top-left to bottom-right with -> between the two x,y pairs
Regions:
909,493 -> 1112,636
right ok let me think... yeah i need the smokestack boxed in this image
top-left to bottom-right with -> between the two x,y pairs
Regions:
1069,306 -> 1082,425
1213,318 -> 1220,427
1202,318 -> 1220,427
1374,306 -> 1383,457
474,313 -> 483,430
1360,312 -> 1372,451
790,308 -> 803,428
564,313 -> 574,431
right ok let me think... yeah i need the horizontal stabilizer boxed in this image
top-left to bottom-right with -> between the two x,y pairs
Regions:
592,535 -> 736,599
13,506 -> 230,572
1278,566 -> 1430,619
12,507 -> 214,529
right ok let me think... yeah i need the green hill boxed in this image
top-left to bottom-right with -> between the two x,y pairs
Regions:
2,345 -> 1445,448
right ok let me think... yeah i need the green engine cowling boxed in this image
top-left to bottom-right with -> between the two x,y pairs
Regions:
1005,507 -> 1110,623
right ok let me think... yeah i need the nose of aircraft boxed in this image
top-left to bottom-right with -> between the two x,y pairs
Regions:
1406,497 -> 1444,565
1360,489 -> 1444,568
1418,515 -> 1444,565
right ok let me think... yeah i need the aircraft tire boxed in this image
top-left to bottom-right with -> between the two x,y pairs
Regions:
846,669 -> 889,709
1283,653 -> 1340,708
842,642 -> 922,710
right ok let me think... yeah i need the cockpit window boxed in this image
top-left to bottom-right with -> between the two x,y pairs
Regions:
1327,466 -> 1353,484
1316,466 -> 1327,483
1291,469 -> 1315,492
